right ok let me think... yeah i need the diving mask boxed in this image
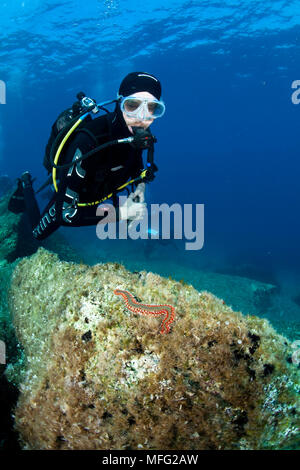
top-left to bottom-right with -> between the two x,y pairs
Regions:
119,95 -> 165,120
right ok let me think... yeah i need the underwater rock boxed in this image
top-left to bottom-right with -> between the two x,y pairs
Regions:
0,259 -> 22,450
0,372 -> 20,450
117,257 -> 279,320
0,261 -> 20,362
0,193 -> 81,263
7,248 -> 299,450
0,195 -> 21,261
0,175 -> 13,198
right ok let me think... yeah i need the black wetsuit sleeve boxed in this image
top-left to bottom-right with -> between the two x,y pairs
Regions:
54,132 -> 96,224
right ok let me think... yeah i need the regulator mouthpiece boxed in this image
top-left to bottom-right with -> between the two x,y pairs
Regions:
130,127 -> 157,149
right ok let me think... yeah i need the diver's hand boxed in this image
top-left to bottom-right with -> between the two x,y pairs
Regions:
119,185 -> 147,223
132,183 -> 145,203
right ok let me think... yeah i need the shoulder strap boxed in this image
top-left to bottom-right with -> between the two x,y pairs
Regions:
74,113 -> 112,146
74,127 -> 98,145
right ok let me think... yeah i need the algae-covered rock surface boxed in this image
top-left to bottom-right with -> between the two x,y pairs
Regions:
7,248 -> 300,450
0,192 -> 81,263
0,195 -> 21,261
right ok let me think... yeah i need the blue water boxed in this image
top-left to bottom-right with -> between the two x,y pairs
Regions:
1,1 -> 300,452
1,0 -> 300,304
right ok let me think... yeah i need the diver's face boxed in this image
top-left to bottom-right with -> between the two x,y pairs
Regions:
122,91 -> 155,134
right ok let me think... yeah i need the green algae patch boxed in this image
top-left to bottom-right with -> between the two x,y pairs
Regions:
7,248 -> 299,450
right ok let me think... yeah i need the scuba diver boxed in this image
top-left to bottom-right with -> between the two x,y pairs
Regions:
8,72 -> 165,241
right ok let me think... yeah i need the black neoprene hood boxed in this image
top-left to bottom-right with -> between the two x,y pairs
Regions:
118,72 -> 162,100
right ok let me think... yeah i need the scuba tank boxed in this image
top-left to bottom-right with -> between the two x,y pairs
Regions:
43,92 -> 98,175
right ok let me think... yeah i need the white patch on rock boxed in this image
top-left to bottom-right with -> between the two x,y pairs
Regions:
120,351 -> 160,386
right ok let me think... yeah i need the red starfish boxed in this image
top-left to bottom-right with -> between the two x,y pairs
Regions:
114,289 -> 175,334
